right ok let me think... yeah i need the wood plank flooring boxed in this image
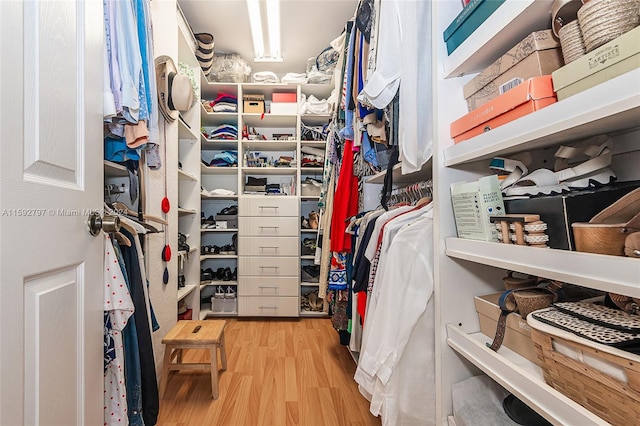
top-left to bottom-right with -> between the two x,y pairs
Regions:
157,318 -> 381,426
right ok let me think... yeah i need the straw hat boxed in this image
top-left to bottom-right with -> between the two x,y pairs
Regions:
155,55 -> 179,122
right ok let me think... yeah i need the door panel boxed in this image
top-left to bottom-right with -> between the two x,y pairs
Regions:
0,1 -> 103,425
24,266 -> 81,425
24,0 -> 80,186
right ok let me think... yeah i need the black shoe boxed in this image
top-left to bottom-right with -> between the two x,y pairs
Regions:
232,267 -> 237,281
215,267 -> 225,280
223,267 -> 232,281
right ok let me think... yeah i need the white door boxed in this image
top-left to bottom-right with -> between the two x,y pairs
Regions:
0,1 -> 104,425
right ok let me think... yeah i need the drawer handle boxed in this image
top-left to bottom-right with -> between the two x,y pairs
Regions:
258,286 -> 279,289
259,246 -> 279,250
258,206 -> 279,209
259,226 -> 279,229
259,306 -> 279,309
259,266 -> 279,269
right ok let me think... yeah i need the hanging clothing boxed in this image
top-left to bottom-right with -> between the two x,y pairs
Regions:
104,235 -> 135,426
112,241 -> 144,426
354,209 -> 435,425
119,229 -> 159,426
359,0 -> 433,174
330,139 -> 359,253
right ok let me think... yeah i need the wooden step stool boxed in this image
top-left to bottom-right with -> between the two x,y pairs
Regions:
159,320 -> 227,399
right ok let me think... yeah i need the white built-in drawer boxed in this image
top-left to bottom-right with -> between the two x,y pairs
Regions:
239,256 -> 299,276
238,295 -> 299,317
239,196 -> 299,217
238,276 -> 299,297
239,217 -> 299,237
238,236 -> 299,257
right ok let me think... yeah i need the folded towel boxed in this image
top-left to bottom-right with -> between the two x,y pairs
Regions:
253,71 -> 279,83
281,72 -> 307,84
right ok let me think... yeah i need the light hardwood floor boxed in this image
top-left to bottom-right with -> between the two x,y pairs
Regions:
157,318 -> 381,426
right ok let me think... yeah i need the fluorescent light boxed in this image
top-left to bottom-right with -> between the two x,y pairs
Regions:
246,0 -> 282,62
266,0 -> 281,60
246,0 -> 264,58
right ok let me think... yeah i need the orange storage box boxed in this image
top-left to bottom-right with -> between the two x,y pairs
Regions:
272,92 -> 297,103
450,75 -> 557,144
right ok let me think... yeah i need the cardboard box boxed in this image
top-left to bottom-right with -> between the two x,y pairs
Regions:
552,26 -> 640,100
270,102 -> 298,115
215,214 -> 238,229
272,92 -> 297,103
243,100 -> 265,113
451,76 -> 556,144
504,182 -> 640,250
464,30 -> 564,111
474,293 -> 541,366
451,175 -> 505,242
443,0 -> 506,55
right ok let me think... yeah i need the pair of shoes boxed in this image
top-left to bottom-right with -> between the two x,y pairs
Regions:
247,176 -> 267,186
219,244 -> 235,255
201,214 -> 216,228
573,187 -> 640,256
301,238 -> 316,255
307,290 -> 324,311
497,135 -> 616,197
205,267 -> 228,281
202,245 -> 221,255
219,205 -> 238,215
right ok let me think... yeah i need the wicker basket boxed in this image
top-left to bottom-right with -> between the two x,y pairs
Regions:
529,322 -> 640,425
558,20 -> 587,63
578,0 -> 640,52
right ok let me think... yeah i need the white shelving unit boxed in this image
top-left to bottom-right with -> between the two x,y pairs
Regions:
104,160 -> 129,177
446,325 -> 604,425
176,9 -> 202,320
433,1 -> 640,424
197,72 -> 333,317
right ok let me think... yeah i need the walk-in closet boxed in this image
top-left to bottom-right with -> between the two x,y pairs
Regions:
1,0 -> 639,425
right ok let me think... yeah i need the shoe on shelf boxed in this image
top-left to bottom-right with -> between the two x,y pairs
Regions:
200,268 -> 213,282
219,244 -> 234,254
309,211 -> 319,229
220,205 -> 238,216
223,267 -> 232,281
301,238 -> 316,255
502,135 -> 615,197
301,216 -> 311,229
232,267 -> 237,281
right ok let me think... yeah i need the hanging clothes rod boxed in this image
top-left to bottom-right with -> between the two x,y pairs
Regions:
388,180 -> 433,206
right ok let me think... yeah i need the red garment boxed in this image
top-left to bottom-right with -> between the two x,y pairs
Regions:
330,139 -> 359,253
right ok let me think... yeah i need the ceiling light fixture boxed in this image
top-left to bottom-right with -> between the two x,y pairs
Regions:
266,0 -> 281,60
246,0 -> 282,62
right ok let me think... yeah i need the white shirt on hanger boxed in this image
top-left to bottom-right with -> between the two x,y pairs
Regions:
358,0 -> 433,174
354,208 -> 435,425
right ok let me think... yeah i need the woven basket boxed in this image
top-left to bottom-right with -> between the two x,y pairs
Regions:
558,20 -> 587,63
530,326 -> 640,425
513,291 -> 555,318
578,0 -> 640,52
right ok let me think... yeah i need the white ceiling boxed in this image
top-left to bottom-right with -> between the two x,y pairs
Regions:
178,0 -> 358,76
